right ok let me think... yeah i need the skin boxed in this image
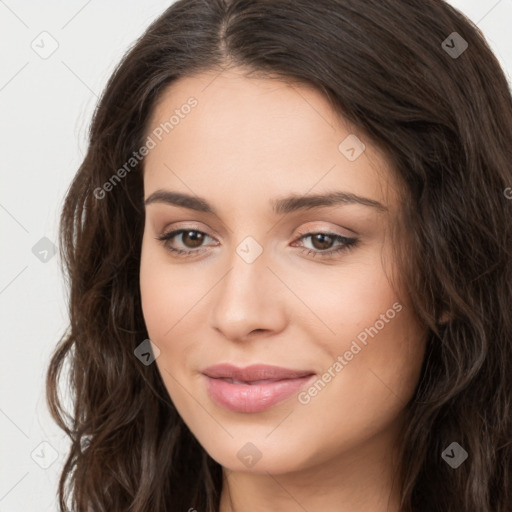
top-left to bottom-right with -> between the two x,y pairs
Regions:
139,67 -> 428,512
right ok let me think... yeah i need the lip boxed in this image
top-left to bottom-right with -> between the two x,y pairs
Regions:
202,364 -> 315,413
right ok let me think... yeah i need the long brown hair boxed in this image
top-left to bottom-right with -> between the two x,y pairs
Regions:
46,0 -> 512,510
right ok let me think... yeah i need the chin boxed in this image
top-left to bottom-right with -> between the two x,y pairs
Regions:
196,433 -> 315,475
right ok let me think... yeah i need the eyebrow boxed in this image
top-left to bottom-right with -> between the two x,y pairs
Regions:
144,190 -> 387,214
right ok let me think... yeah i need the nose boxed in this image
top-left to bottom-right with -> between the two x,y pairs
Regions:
209,241 -> 287,342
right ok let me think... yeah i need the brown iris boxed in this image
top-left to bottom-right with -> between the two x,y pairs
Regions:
309,233 -> 335,251
181,230 -> 205,248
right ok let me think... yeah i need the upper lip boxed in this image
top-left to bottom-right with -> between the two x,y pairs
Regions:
202,363 -> 315,382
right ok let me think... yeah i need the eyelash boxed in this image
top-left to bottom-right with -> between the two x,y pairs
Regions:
155,228 -> 359,259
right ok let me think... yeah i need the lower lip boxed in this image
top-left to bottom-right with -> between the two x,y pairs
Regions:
203,375 -> 315,413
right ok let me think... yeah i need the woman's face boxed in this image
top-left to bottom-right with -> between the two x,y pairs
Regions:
139,67 -> 427,475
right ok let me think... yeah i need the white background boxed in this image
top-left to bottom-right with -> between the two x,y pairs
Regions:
1,1 -> 511,510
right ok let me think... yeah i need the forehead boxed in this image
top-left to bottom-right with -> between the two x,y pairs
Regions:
142,68 -> 399,212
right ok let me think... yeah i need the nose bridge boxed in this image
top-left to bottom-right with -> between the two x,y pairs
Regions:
209,233 -> 285,339
220,234 -> 270,309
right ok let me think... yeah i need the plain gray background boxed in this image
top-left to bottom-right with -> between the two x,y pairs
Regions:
1,1 -> 511,510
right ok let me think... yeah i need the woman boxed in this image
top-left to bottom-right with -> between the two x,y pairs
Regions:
46,0 -> 512,510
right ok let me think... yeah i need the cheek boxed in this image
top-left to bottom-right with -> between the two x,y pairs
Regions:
297,249 -> 401,347
139,240 -> 201,341
309,295 -> 426,430
139,247 -> 198,407
299,247 -> 426,407
139,240 -> 213,399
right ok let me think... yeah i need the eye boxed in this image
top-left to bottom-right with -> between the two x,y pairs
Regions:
156,228 -> 216,257
291,231 -> 359,259
155,228 -> 359,259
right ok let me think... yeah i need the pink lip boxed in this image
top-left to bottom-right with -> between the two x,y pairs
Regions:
202,364 -> 315,413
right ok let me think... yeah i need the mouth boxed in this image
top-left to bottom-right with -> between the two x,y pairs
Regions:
201,364 -> 316,413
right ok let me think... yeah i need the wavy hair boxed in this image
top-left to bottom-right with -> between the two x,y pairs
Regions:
46,0 -> 512,510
